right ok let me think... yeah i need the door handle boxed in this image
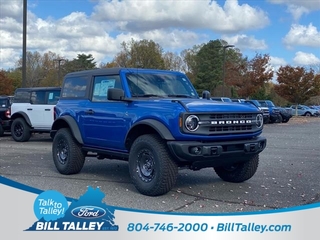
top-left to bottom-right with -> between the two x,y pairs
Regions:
27,108 -> 32,110
45,109 -> 51,111
85,109 -> 95,114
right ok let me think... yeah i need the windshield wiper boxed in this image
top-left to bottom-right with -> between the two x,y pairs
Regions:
167,94 -> 193,98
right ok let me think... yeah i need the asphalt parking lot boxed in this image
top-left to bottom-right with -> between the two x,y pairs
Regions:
0,117 -> 319,213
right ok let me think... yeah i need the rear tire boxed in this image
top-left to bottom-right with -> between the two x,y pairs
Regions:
11,118 -> 31,142
52,128 -> 85,175
129,134 -> 178,196
214,154 -> 259,183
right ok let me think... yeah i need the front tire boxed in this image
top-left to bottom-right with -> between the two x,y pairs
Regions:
52,128 -> 85,175
214,154 -> 259,183
11,118 -> 31,142
129,134 -> 178,196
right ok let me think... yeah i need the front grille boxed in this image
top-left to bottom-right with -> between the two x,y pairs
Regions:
182,112 -> 261,136
209,113 -> 254,119
209,125 -> 252,132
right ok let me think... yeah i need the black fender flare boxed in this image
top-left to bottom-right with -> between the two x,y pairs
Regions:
11,112 -> 32,126
51,115 -> 84,144
127,119 -> 175,140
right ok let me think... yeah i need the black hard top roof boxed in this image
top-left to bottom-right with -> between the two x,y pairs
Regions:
14,87 -> 61,93
64,67 -> 181,77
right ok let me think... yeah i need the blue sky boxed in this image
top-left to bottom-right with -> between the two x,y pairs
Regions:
0,0 -> 319,74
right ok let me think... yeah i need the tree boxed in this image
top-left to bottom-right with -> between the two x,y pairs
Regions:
228,54 -> 273,99
113,39 -> 165,69
192,40 -> 240,96
163,51 -> 184,71
63,54 -> 97,73
180,45 -> 202,84
0,70 -> 14,95
274,66 -> 319,104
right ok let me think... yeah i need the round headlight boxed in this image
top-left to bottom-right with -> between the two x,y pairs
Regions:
185,115 -> 199,132
256,114 -> 263,128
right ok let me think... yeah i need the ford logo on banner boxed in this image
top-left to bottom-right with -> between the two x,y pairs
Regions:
71,206 -> 106,219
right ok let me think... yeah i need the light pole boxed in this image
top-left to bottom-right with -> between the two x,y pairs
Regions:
222,44 -> 234,96
54,58 -> 65,86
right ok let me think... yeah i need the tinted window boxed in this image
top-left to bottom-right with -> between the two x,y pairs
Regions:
14,91 -> 30,103
0,98 -> 9,108
61,76 -> 88,98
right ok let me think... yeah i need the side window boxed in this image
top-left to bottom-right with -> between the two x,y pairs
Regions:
14,91 -> 30,103
92,75 -> 121,102
47,90 -> 61,105
61,76 -> 88,98
30,91 -> 46,104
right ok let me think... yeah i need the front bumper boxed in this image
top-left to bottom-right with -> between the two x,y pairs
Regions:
167,136 -> 267,170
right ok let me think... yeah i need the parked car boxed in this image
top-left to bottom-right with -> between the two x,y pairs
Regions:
0,95 -> 12,136
288,105 -> 319,117
51,67 -> 266,196
278,107 -> 292,123
243,100 -> 270,124
258,100 -> 281,123
10,87 -> 61,142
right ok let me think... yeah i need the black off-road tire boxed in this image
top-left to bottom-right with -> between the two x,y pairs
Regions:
52,128 -> 85,175
0,125 -> 4,136
129,134 -> 178,196
214,154 -> 259,183
11,118 -> 31,142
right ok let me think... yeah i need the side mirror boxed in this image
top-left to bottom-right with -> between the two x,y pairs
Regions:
202,90 -> 211,100
108,88 -> 125,101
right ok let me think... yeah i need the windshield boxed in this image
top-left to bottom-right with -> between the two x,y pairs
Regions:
266,101 -> 276,107
125,72 -> 198,98
0,99 -> 9,108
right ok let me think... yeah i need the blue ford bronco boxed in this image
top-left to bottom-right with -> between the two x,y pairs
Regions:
51,68 -> 266,196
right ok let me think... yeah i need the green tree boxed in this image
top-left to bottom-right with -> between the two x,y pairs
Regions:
113,39 -> 165,69
63,54 -> 97,73
193,40 -> 239,96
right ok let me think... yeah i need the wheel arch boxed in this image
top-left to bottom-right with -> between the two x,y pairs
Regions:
11,112 -> 31,126
51,115 -> 83,144
125,119 -> 174,150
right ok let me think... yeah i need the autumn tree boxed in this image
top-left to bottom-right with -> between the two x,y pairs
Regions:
0,70 -> 14,95
228,54 -> 273,99
274,66 -> 320,104
113,39 -> 165,69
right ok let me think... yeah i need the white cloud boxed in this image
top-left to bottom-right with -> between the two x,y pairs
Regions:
270,56 -> 287,67
293,51 -> 320,66
283,24 -> 320,48
268,0 -> 320,20
222,34 -> 267,50
92,0 -> 269,33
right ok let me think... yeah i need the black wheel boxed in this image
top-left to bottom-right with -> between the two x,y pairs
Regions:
0,125 -> 4,136
305,112 -> 311,117
11,118 -> 31,142
214,154 -> 259,183
282,117 -> 289,123
277,114 -> 283,123
129,134 -> 178,196
52,128 -> 85,175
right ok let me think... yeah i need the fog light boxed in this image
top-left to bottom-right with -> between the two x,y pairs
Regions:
189,146 -> 202,155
